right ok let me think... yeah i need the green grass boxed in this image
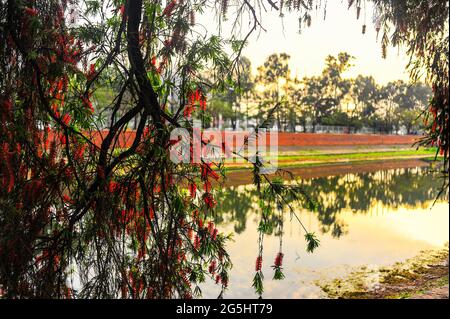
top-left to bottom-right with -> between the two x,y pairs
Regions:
224,148 -> 438,170
423,156 -> 445,162
275,149 -> 435,161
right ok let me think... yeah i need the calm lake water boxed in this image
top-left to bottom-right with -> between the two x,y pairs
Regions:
202,161 -> 449,298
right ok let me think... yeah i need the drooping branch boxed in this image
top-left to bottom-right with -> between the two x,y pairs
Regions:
126,0 -> 162,129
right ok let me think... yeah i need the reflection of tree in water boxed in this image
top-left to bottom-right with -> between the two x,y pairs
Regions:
214,186 -> 255,234
214,185 -> 283,236
214,167 -> 447,238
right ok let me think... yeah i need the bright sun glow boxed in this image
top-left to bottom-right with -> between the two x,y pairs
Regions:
200,1 -> 411,84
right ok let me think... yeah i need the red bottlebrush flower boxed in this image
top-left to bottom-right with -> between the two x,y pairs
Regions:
212,228 -> 218,240
60,134 -> 67,145
195,89 -> 200,102
87,63 -> 96,79
162,0 -> 177,17
143,127 -> 150,138
187,227 -> 194,240
209,260 -> 217,274
57,79 -> 63,92
151,56 -> 157,66
215,275 -> 221,284
193,235 -> 200,250
149,207 -> 155,220
199,97 -> 207,111
119,209 -> 127,223
183,104 -> 194,118
74,144 -> 86,160
255,256 -> 263,271
61,114 -> 71,125
207,221 -> 214,234
187,228 -> 193,240
24,7 -> 38,16
188,92 -> 195,105
119,5 -> 125,16
137,247 -> 146,260
82,96 -> 94,113
108,181 -> 118,193
201,163 -> 220,181
188,182 -> 197,199
200,162 -> 209,179
203,193 -> 217,209
62,194 -> 74,204
35,250 -> 49,265
431,122 -> 437,133
430,106 -> 437,117
274,253 -> 284,267
180,271 -> 191,287
203,180 -> 212,193
51,102 -> 58,113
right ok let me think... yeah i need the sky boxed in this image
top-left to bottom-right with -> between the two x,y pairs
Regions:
199,1 -> 411,84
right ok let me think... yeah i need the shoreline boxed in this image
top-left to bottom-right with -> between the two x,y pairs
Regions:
318,247 -> 449,299
223,148 -> 440,171
223,157 -> 439,187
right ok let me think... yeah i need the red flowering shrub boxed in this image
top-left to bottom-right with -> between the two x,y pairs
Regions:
0,0 -> 445,300
0,0 -> 235,299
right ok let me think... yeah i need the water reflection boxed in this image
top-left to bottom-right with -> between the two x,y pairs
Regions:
201,163 -> 448,298
214,166 -> 448,239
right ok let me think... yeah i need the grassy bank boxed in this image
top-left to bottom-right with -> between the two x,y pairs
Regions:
224,148 -> 439,171
317,247 -> 449,299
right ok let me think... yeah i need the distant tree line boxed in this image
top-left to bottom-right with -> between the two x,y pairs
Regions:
208,53 -> 431,135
